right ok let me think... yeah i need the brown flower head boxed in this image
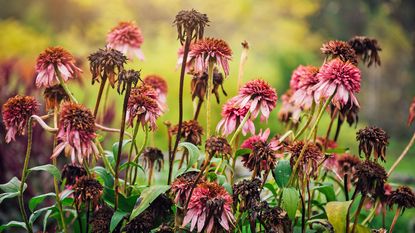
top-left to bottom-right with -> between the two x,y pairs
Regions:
353,160 -> 387,197
337,153 -> 361,177
233,178 -> 261,212
88,47 -> 127,88
242,140 -> 282,178
348,36 -> 381,67
90,205 -> 115,233
331,101 -> 360,128
73,176 -> 103,208
212,68 -> 227,103
174,9 -> 209,44
2,95 -> 39,143
156,224 -> 174,233
171,171 -> 205,205
356,126 -> 389,162
407,97 -> 415,126
117,69 -> 140,94
321,40 -> 358,65
288,141 -> 324,179
388,186 -> 415,211
170,120 -> 203,146
191,68 -> 227,104
142,147 -> 164,172
205,136 -> 232,159
124,209 -> 154,233
61,164 -> 87,186
43,85 -> 70,110
254,201 -> 292,233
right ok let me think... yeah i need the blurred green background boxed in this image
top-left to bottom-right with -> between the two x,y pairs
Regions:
1,0 -> 414,231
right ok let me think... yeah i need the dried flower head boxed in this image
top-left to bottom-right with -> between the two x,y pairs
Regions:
35,46 -> 82,88
205,136 -> 232,160
2,95 -> 39,143
88,47 -> 127,88
242,138 -> 282,177
254,201 -> 292,233
183,182 -> 234,233
288,141 -> 324,179
348,36 -> 381,67
73,176 -> 103,208
124,208 -> 154,233
126,84 -> 163,130
61,164 -> 87,186
216,96 -> 255,136
388,186 -> 415,211
331,101 -> 360,127
174,9 -> 209,44
278,89 -> 301,124
235,79 -> 278,121
107,21 -> 144,60
407,97 -> 415,126
143,74 -> 168,107
337,153 -> 361,176
290,65 -> 320,110
51,102 -> 98,164
142,147 -> 164,172
171,171 -> 205,205
356,126 -> 389,162
354,160 -> 387,197
43,85 -> 70,110
313,59 -> 361,109
191,68 -> 227,104
233,178 -> 261,212
188,38 -> 232,75
117,69 -> 140,94
170,120 -> 203,146
321,40 -> 358,65
156,224 -> 174,233
90,205 -> 115,233
212,68 -> 227,103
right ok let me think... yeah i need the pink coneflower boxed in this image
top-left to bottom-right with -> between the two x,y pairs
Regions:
2,95 -> 39,143
235,79 -> 278,121
188,38 -> 232,76
126,84 -> 163,130
51,102 -> 98,164
107,21 -> 144,60
290,65 -> 320,110
176,44 -> 196,73
278,89 -> 301,124
35,47 -> 82,88
183,182 -> 234,233
143,74 -> 168,109
313,59 -> 361,109
216,96 -> 255,136
171,171 -> 205,205
240,128 -> 271,150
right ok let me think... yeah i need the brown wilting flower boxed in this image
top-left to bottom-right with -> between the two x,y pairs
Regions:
388,186 -> 415,211
170,120 -> 203,146
321,40 -> 358,65
278,89 -> 302,125
205,136 -> 232,159
35,46 -> 82,88
407,97 -> 415,126
233,178 -> 261,212
174,9 -> 209,44
353,160 -> 388,197
51,102 -> 98,164
212,68 -> 228,103
142,147 -> 164,172
117,69 -> 141,94
143,74 -> 168,108
253,201 -> 292,233
331,101 -> 360,127
348,36 -> 381,67
155,224 -> 174,233
124,208 -> 154,233
356,126 -> 389,162
288,141 -> 324,179
315,136 -> 338,151
337,153 -> 361,177
61,164 -> 87,187
2,95 -> 39,143
43,85 -> 70,110
90,205 -> 115,233
107,21 -> 144,60
191,68 -> 227,103
73,176 -> 103,208
88,47 -> 127,88
171,171 -> 206,205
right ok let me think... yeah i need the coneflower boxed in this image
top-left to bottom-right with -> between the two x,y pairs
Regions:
142,147 -> 164,185
387,186 -> 415,233
43,85 -> 69,110
35,46 -> 82,88
290,65 -> 320,110
170,120 -> 203,146
356,126 -> 389,162
205,136 -> 232,160
143,74 -> 168,108
107,21 -> 144,60
216,96 -> 255,136
2,95 -> 39,143
353,160 -> 387,198
174,9 -> 209,45
90,205 -> 115,233
253,201 -> 292,233
73,176 -> 103,209
61,164 -> 87,187
320,40 -> 358,65
233,178 -> 261,212
278,89 -> 302,125
348,36 -> 381,67
171,171 -> 206,205
288,141 -> 324,179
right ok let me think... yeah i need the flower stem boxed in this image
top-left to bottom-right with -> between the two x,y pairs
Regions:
124,122 -> 140,192
131,125 -> 149,187
388,131 -> 415,176
93,74 -> 107,118
229,112 -> 251,145
237,41 -> 249,89
294,102 -> 316,140
205,61 -> 215,138
54,65 -> 78,103
389,207 -> 401,233
351,196 -> 365,233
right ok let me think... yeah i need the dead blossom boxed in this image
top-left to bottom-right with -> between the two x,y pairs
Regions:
242,139 -> 281,177
348,36 -> 381,67
233,178 -> 261,212
171,171 -> 205,205
73,176 -> 103,208
170,120 -> 203,146
387,186 -> 415,211
142,147 -> 164,172
321,40 -> 358,65
205,136 -> 232,159
43,84 -> 70,110
353,160 -> 388,198
90,205 -> 115,233
288,141 -> 324,179
174,9 -> 209,44
356,126 -> 389,162
337,153 -> 361,177
117,69 -> 141,94
61,164 -> 87,187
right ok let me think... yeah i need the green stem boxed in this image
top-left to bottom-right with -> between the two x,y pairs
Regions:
294,102 -> 316,140
388,131 -> 415,176
206,61 -> 214,139
214,158 -> 224,174
124,122 -> 140,192
95,139 -> 115,176
54,65 -> 78,103
131,125 -> 149,187
229,112 -> 251,145
351,196 -> 365,233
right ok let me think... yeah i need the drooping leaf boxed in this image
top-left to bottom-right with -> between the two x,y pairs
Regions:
29,164 -> 61,181
179,142 -> 200,169
263,183 -> 277,198
272,160 -> 291,188
119,161 -> 145,173
93,166 -> 114,188
130,185 -> 170,220
43,209 -> 52,232
0,221 -> 27,232
281,187 -> 299,221
0,177 -> 26,204
313,184 -> 336,202
29,205 -> 55,225
29,192 -> 56,212
110,210 -> 127,232
112,139 -> 132,160
325,201 -> 352,233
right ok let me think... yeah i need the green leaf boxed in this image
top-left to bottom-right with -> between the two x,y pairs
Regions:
0,177 -> 26,204
102,187 -> 138,212
29,205 -> 55,225
282,187 -> 299,221
105,151 -> 115,167
263,183 -> 277,198
234,148 -> 251,158
110,210 -> 127,232
217,175 -> 226,185
313,184 -> 336,202
206,172 -> 217,182
353,224 -> 371,233
112,139 -> 132,160
222,183 -> 233,194
29,164 -> 61,181
130,185 -> 170,220
0,221 -> 27,232
325,201 -> 352,233
43,209 -> 52,232
94,166 -> 114,188
326,147 -> 349,154
119,161 -> 145,173
179,142 -> 200,169
174,168 -> 200,179
29,192 -> 56,212
272,160 -> 291,188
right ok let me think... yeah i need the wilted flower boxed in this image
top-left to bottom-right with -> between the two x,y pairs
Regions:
126,84 -> 163,130
73,176 -> 103,208
388,186 -> 415,211
188,38 -> 232,75
205,136 -> 232,160
43,85 -> 70,110
107,21 -> 144,60
348,36 -> 381,67
337,153 -> 361,177
356,126 -> 389,162
354,160 -> 387,197
331,101 -> 360,127
407,97 -> 415,126
90,205 -> 115,233
313,59 -> 361,109
315,136 -> 338,151
290,65 -> 320,110
61,164 -> 87,186
278,89 -> 302,124
253,201 -> 292,233
51,102 -> 98,164
143,74 -> 168,107
174,9 -> 209,44
171,171 -> 205,205
88,47 -> 127,88
117,69 -> 140,94
142,147 -> 164,172
35,47 -> 82,88
288,141 -> 324,179
191,68 -> 227,104
183,182 -> 234,233
2,95 -> 39,143
233,178 -> 261,212
216,96 -> 255,136
321,40 -> 358,65
235,79 -> 278,121
124,209 -> 154,233
170,120 -> 203,146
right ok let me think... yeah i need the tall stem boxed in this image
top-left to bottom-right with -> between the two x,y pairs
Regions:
124,122 -> 140,192
205,61 -> 214,138
351,196 -> 365,233
324,108 -> 338,150
388,131 -> 415,176
93,75 -> 107,118
54,65 -> 78,103
237,41 -> 249,89
294,102 -> 316,140
131,125 -> 149,187
389,207 -> 401,233
344,174 -> 349,201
